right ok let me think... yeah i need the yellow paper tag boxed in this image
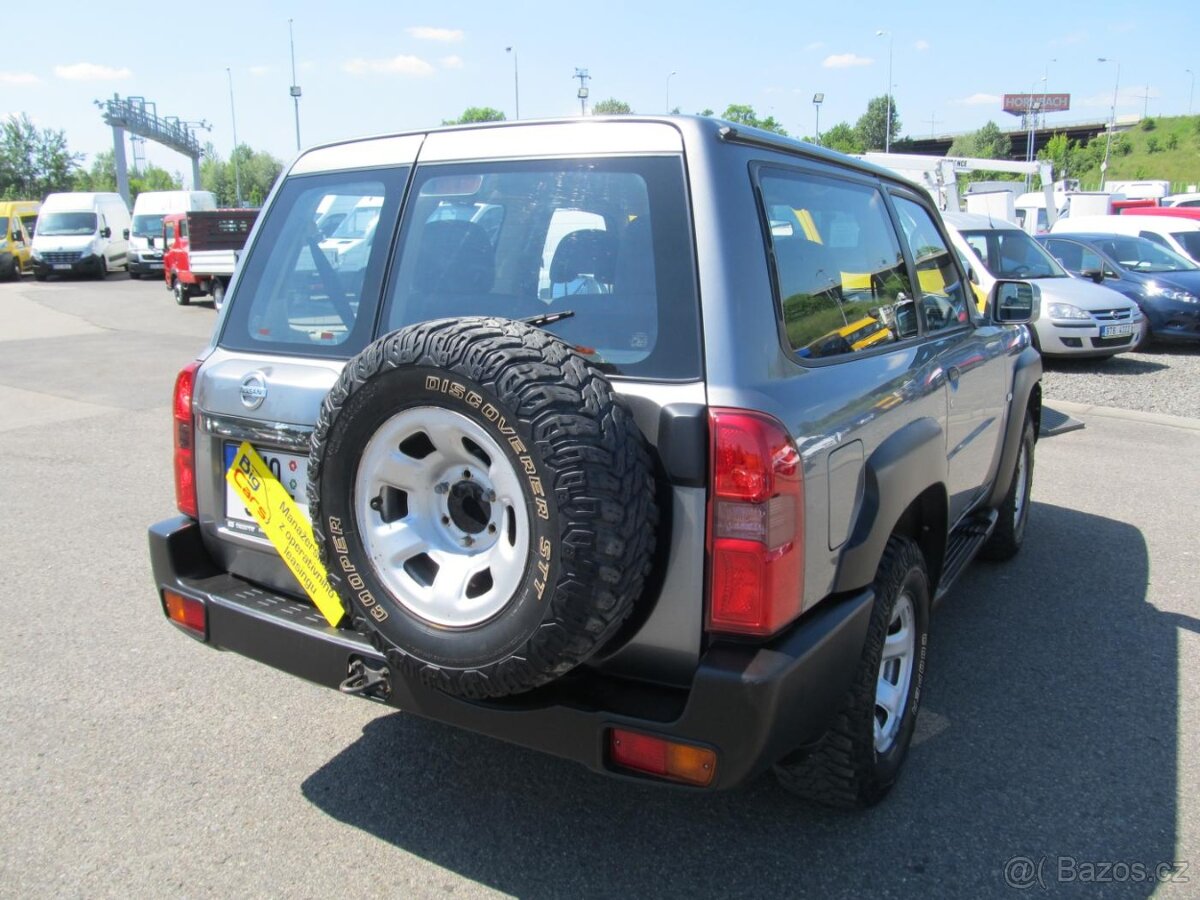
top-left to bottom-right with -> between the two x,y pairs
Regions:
225,441 -> 344,627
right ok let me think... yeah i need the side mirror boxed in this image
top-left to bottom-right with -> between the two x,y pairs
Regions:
123,228 -> 130,240
990,280 -> 1040,324
967,267 -> 979,285
147,235 -> 155,248
1081,267 -> 1104,284
100,226 -> 112,238
11,231 -> 20,243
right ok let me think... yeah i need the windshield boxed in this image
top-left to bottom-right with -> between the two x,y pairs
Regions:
1096,236 -> 1198,273
961,228 -> 1066,279
38,211 -> 97,236
131,214 -> 165,237
1171,231 -> 1200,262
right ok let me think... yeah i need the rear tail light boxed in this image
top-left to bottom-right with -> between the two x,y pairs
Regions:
163,589 -> 207,638
609,728 -> 717,787
706,409 -> 804,636
173,360 -> 202,518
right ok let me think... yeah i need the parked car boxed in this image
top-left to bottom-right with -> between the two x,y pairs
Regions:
149,117 -> 1042,808
30,192 -> 130,280
1162,192 -> 1200,208
128,190 -> 217,279
1038,232 -> 1200,347
0,199 -> 39,279
944,212 -> 1142,358
1051,214 -> 1200,266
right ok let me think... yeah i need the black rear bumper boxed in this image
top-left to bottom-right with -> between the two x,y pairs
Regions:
149,516 -> 873,790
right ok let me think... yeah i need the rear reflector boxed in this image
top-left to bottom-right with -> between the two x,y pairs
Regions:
163,590 -> 206,638
173,360 -> 202,519
609,728 -> 717,787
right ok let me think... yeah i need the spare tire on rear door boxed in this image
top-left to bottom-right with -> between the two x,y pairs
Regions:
309,317 -> 658,699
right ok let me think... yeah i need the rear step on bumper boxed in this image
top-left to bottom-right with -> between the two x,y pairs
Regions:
149,516 -> 873,790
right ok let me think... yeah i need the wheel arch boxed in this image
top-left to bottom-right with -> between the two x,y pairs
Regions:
985,348 -> 1042,509
833,416 -> 948,594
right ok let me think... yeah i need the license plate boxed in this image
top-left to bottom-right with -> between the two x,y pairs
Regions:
53,264 -> 71,270
1101,323 -> 1133,338
223,443 -> 310,533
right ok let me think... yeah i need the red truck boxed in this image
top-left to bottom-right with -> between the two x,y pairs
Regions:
163,208 -> 259,310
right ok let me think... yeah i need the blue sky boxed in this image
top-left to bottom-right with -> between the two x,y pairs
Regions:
3,1 -> 1195,185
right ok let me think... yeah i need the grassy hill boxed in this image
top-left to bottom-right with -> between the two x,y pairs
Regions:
1062,114 -> 1200,191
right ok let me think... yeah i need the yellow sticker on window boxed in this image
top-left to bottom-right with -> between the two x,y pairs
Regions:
225,441 -> 344,627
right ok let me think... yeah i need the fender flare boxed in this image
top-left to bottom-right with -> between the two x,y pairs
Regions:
834,416 -> 947,593
985,345 -> 1043,509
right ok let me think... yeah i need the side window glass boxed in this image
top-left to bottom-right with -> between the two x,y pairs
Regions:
892,196 -> 970,334
165,221 -> 175,243
759,169 -> 914,360
1044,239 -> 1080,271
1139,231 -> 1169,250
21,214 -> 37,237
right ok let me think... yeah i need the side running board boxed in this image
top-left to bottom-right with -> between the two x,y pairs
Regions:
935,509 -> 997,603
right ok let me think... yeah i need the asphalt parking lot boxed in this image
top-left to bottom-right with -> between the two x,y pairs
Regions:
2,274 -> 1198,899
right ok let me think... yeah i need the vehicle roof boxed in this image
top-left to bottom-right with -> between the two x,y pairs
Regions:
1056,214 -> 1200,232
941,211 -> 1021,231
288,115 -> 925,193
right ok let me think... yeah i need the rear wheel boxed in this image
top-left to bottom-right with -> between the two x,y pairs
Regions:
774,536 -> 930,808
1134,314 -> 1152,352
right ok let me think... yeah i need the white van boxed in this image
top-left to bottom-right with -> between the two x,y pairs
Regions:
31,192 -> 131,280
128,190 -> 216,279
1050,214 -> 1200,265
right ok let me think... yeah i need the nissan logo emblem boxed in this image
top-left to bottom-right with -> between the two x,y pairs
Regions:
240,373 -> 268,410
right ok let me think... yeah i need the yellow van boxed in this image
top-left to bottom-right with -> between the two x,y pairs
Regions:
0,200 -> 40,279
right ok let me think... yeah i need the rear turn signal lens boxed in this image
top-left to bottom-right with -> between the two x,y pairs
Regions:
173,360 -> 202,519
707,409 -> 804,636
609,728 -> 717,787
163,590 -> 207,638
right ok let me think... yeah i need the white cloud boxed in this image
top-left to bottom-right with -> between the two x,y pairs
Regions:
823,53 -> 873,69
1108,21 -> 1136,34
54,62 -> 132,81
299,60 -> 316,72
440,55 -> 464,69
406,26 -> 464,42
804,41 -> 824,51
249,65 -> 272,77
343,55 -> 435,77
953,93 -> 1002,106
914,39 -> 930,51
0,71 -> 40,85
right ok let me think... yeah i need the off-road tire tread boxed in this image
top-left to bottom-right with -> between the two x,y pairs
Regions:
308,317 -> 658,699
774,537 -> 927,808
980,411 -> 1035,561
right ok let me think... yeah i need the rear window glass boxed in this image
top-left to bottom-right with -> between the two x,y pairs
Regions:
758,168 -> 914,359
219,169 -> 407,357
381,157 -> 700,379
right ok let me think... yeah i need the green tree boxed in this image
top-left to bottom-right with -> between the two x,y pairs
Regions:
0,114 -> 82,199
74,148 -> 184,198
717,104 -> 787,135
200,144 -> 283,207
855,95 -> 900,151
592,98 -> 633,115
949,121 -> 1012,159
442,107 -> 507,125
1038,132 -> 1071,180
821,122 -> 864,154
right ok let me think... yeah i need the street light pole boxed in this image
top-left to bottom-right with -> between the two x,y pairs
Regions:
288,18 -> 301,151
505,47 -> 519,119
1098,57 -> 1121,190
226,67 -> 243,208
666,71 -> 676,114
876,29 -> 893,152
812,92 -> 824,144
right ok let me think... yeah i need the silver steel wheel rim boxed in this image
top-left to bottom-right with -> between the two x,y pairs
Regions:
1013,440 -> 1029,525
874,592 -> 916,754
353,405 -> 531,628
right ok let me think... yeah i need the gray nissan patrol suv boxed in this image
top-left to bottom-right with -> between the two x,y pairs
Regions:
149,116 -> 1042,807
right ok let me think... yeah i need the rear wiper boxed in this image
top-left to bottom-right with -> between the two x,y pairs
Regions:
522,310 -> 575,328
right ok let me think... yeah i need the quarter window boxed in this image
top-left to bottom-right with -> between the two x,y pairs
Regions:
892,196 -> 971,334
759,169 -> 915,359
